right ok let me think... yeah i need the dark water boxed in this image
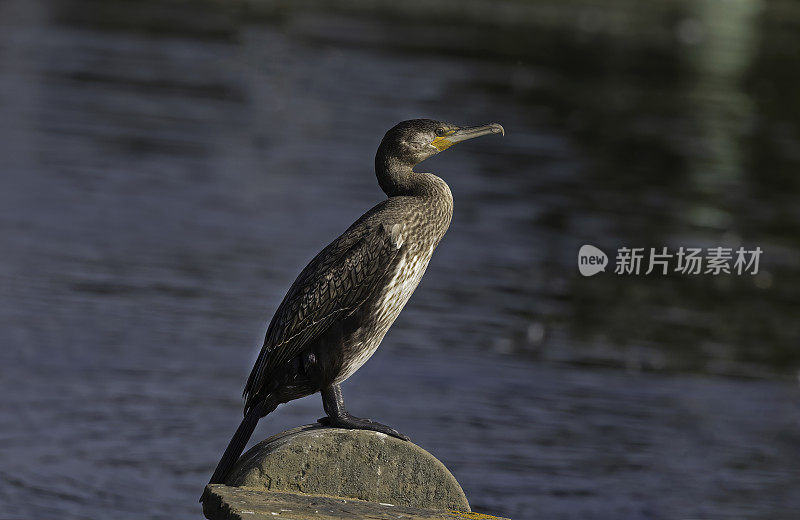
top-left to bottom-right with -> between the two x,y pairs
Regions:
1,0 -> 799,519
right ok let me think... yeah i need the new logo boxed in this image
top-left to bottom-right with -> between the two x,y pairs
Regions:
578,245 -> 608,277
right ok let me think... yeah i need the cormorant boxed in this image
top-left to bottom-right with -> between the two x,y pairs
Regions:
207,119 -> 504,486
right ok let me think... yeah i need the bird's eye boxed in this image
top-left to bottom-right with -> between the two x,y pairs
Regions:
435,128 -> 446,137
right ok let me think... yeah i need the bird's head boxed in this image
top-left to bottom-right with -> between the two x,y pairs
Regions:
377,119 -> 504,167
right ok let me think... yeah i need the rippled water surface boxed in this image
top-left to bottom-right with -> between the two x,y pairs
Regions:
1,1 -> 799,519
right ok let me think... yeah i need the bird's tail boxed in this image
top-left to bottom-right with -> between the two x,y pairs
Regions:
206,398 -> 277,488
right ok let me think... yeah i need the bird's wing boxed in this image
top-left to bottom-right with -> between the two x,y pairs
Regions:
243,220 -> 405,408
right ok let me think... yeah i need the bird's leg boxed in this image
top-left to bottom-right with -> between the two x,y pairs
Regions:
317,384 -> 410,441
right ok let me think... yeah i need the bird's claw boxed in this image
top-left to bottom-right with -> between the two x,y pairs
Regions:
316,414 -> 410,441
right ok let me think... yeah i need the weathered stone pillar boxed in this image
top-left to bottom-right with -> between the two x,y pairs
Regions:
220,424 -> 470,511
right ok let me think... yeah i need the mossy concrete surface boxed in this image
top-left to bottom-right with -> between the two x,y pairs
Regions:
222,424 -> 470,511
201,484 -> 511,520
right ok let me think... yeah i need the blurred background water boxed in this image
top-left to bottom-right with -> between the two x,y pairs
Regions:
1,0 -> 799,519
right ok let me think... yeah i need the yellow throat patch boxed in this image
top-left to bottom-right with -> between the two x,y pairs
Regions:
430,137 -> 454,151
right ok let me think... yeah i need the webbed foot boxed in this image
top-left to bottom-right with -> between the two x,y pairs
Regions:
317,413 -> 410,441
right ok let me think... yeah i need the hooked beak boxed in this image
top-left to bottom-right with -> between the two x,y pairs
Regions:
431,123 -> 505,152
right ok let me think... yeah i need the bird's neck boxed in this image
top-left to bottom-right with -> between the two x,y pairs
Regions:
375,154 -> 454,243
375,155 -> 452,202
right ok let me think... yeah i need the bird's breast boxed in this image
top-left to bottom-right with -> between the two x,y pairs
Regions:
334,244 -> 435,383
375,245 -> 434,321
